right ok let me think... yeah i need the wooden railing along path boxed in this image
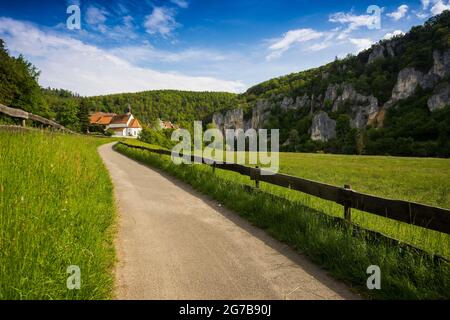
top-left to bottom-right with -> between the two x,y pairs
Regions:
118,141 -> 450,235
0,104 -> 76,134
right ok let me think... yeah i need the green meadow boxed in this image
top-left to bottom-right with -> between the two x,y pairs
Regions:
0,131 -> 116,299
116,140 -> 450,299
124,139 -> 450,258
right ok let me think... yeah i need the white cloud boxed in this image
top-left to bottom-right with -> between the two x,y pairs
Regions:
349,38 -> 374,52
86,6 -> 108,26
329,11 -> 379,32
383,30 -> 404,39
422,0 -> 431,10
170,0 -> 189,8
84,6 -> 137,40
112,45 -> 230,64
418,0 -> 450,16
430,0 -> 450,15
266,28 -> 324,60
415,10 -> 430,19
0,17 -> 245,95
306,42 -> 331,52
144,7 -> 180,36
106,15 -> 138,40
387,5 -> 409,20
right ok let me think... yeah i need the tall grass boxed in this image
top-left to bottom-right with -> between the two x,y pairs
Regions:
115,142 -> 450,299
0,131 -> 116,299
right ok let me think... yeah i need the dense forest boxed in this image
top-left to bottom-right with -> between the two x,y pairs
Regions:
1,12 -> 449,157
84,91 -> 241,131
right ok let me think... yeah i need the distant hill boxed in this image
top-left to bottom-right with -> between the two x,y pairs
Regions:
83,90 -> 240,131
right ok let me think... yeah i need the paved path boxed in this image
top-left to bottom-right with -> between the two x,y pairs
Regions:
98,143 -> 359,300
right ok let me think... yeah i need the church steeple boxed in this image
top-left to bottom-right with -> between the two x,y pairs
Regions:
126,104 -> 132,114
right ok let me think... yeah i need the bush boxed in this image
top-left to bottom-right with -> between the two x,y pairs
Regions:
138,128 -> 175,149
105,128 -> 115,137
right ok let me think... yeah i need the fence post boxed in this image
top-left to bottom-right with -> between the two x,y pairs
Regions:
21,119 -> 26,127
255,166 -> 260,189
212,161 -> 216,173
344,184 -> 352,223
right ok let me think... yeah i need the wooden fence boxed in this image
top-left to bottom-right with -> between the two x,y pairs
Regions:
118,142 -> 450,235
0,104 -> 76,134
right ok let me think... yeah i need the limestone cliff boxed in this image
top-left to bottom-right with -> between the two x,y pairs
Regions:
310,112 -> 336,142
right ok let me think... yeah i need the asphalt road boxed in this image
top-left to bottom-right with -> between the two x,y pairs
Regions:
98,142 -> 359,300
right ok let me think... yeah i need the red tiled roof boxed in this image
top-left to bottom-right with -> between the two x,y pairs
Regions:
161,120 -> 177,129
97,115 -> 114,125
90,112 -> 117,125
129,118 -> 142,128
110,114 -> 132,125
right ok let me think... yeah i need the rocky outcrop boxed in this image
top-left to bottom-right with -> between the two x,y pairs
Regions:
279,94 -> 311,111
310,111 -> 336,142
225,108 -> 244,130
367,40 -> 398,64
385,40 -> 398,57
421,49 -> 450,89
212,98 -> 273,133
385,49 -> 450,107
212,112 -> 225,131
428,83 -> 450,112
324,84 -> 340,103
296,94 -> 310,109
322,84 -> 379,129
431,49 -> 450,79
251,99 -> 271,130
368,45 -> 385,64
332,85 -> 378,113
391,68 -> 424,102
280,97 -> 295,111
212,108 -> 244,132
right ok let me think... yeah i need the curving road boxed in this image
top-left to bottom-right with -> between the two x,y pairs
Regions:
98,142 -> 359,300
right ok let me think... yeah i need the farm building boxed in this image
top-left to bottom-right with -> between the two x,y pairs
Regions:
158,119 -> 179,130
89,107 -> 142,137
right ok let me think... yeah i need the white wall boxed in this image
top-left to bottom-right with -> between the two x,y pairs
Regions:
126,128 -> 142,137
113,129 -> 125,137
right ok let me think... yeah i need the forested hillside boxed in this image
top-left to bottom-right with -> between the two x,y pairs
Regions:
84,91 -> 241,130
226,11 -> 450,157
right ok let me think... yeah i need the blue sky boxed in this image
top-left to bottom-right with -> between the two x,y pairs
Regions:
0,0 -> 448,95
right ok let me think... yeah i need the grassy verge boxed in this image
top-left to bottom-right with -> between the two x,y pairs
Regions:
0,131 -> 116,299
114,142 -> 450,299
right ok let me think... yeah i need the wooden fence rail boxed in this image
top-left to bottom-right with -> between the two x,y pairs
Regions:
118,142 -> 450,235
0,104 -> 76,133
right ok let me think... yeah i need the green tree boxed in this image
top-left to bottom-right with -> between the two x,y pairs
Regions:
78,100 -> 90,133
0,39 -> 48,116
